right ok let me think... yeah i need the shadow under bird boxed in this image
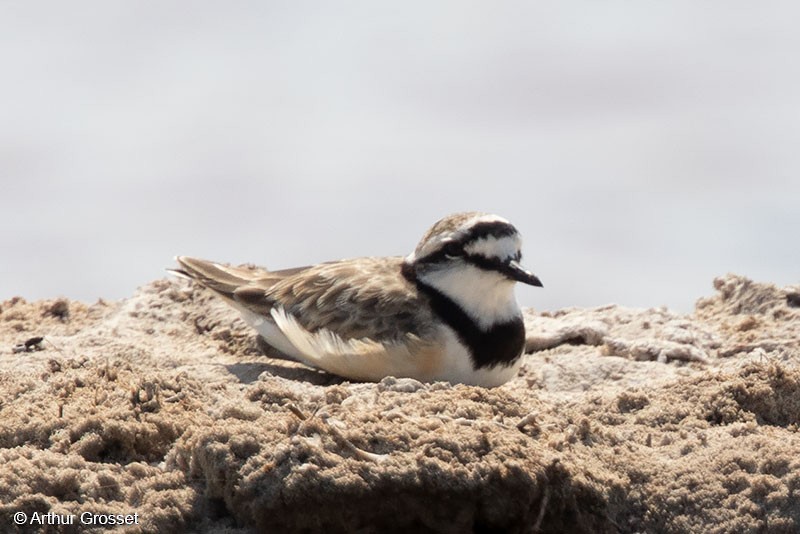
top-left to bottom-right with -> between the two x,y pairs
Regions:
171,212 -> 542,387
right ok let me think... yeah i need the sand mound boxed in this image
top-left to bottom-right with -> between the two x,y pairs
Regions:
1,274 -> 798,533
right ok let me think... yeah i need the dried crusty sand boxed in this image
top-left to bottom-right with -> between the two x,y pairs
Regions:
0,274 -> 798,533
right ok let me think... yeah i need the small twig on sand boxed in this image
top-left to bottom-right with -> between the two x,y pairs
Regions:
285,402 -> 387,463
285,402 -> 308,421
321,420 -> 388,463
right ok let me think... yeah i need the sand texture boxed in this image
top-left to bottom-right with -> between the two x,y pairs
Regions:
1,274 -> 799,533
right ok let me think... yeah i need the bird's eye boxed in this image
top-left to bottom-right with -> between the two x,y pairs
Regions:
443,241 -> 463,258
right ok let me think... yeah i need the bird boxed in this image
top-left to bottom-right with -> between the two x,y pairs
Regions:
171,212 -> 542,387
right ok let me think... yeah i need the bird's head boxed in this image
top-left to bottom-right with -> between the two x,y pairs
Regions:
405,212 -> 542,288
403,212 -> 542,326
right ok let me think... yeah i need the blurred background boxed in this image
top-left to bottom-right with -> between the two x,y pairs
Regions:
1,1 -> 798,311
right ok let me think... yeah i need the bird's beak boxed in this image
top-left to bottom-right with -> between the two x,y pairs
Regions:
505,260 -> 543,287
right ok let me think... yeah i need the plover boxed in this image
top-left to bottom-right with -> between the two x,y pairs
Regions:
172,212 -> 542,387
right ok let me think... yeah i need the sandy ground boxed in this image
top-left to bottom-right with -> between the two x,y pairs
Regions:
0,273 -> 798,533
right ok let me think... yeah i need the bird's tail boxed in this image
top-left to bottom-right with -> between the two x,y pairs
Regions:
169,256 -> 261,300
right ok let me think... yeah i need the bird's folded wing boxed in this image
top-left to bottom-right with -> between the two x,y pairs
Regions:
270,306 -> 443,382
233,257 -> 431,341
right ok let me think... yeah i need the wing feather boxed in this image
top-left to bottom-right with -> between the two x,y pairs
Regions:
240,257 -> 436,343
270,307 -> 443,382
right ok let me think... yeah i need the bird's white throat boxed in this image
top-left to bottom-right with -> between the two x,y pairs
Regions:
418,264 -> 520,330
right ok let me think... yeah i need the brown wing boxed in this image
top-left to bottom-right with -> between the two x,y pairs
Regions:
233,257 -> 435,343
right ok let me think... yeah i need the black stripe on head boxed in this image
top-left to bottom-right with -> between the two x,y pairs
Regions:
412,279 -> 525,370
414,220 -> 520,269
463,220 -> 518,243
465,250 -> 521,275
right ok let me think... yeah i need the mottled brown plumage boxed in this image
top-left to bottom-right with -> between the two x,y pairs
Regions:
175,256 -> 438,344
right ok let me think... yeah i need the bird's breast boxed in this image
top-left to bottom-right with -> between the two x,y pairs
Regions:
434,325 -> 524,387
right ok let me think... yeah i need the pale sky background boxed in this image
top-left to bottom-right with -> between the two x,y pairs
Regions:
1,1 -> 798,312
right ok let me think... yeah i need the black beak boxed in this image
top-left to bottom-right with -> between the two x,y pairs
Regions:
504,260 -> 543,287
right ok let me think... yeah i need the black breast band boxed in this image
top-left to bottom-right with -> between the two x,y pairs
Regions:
409,276 -> 525,370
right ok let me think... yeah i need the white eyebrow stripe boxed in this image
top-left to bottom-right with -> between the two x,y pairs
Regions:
463,234 -> 521,260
